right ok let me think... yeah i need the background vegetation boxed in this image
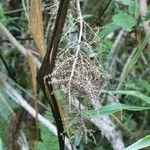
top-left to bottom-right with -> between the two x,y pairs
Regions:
0,0 -> 150,150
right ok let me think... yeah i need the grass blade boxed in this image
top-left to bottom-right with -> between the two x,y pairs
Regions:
125,135 -> 150,150
103,90 -> 150,104
84,103 -> 150,117
120,32 -> 150,82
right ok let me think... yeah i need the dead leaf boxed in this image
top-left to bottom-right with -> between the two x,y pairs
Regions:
29,0 -> 45,59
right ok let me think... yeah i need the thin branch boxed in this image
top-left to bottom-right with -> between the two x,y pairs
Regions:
4,3 -> 55,15
118,47 -> 137,89
68,0 -> 83,107
107,30 -> 126,72
22,0 -> 29,21
0,22 -> 41,68
98,0 -> 112,20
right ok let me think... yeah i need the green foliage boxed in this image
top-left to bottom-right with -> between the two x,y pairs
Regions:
100,23 -> 119,37
104,90 -> 150,104
0,0 -> 150,149
83,103 -> 150,117
112,12 -> 136,31
0,137 -> 3,150
125,135 -> 150,150
123,0 -> 139,17
1,17 -> 20,32
136,80 -> 150,93
36,112 -> 59,150
100,0 -> 138,37
144,5 -> 150,20
0,87 -> 18,148
123,0 -> 134,6
0,4 -> 20,32
0,3 -> 4,19
100,12 -> 136,37
120,33 -> 150,82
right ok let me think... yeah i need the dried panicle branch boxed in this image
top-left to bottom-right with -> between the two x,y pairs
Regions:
68,0 -> 84,108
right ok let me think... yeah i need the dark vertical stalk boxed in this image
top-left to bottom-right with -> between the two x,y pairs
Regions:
37,0 -> 71,150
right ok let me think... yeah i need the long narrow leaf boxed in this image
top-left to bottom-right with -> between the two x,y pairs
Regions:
83,103 -> 150,117
0,137 -> 3,150
103,90 -> 150,104
125,135 -> 150,150
29,0 -> 45,59
121,32 -> 150,81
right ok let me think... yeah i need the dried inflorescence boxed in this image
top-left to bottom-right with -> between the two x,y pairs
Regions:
43,1 -> 108,142
45,42 -> 108,143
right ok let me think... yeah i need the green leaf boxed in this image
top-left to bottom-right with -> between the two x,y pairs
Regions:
8,26 -> 20,32
100,12 -> 137,37
36,112 -> 59,150
129,0 -> 139,17
0,4 -> 4,19
112,12 -> 136,31
123,0 -> 132,6
136,80 -> 150,93
144,6 -> 150,21
103,90 -> 150,104
83,103 -> 150,117
0,138 -> 3,150
119,0 -> 139,17
120,33 -> 150,81
125,135 -> 150,150
100,23 -> 120,37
